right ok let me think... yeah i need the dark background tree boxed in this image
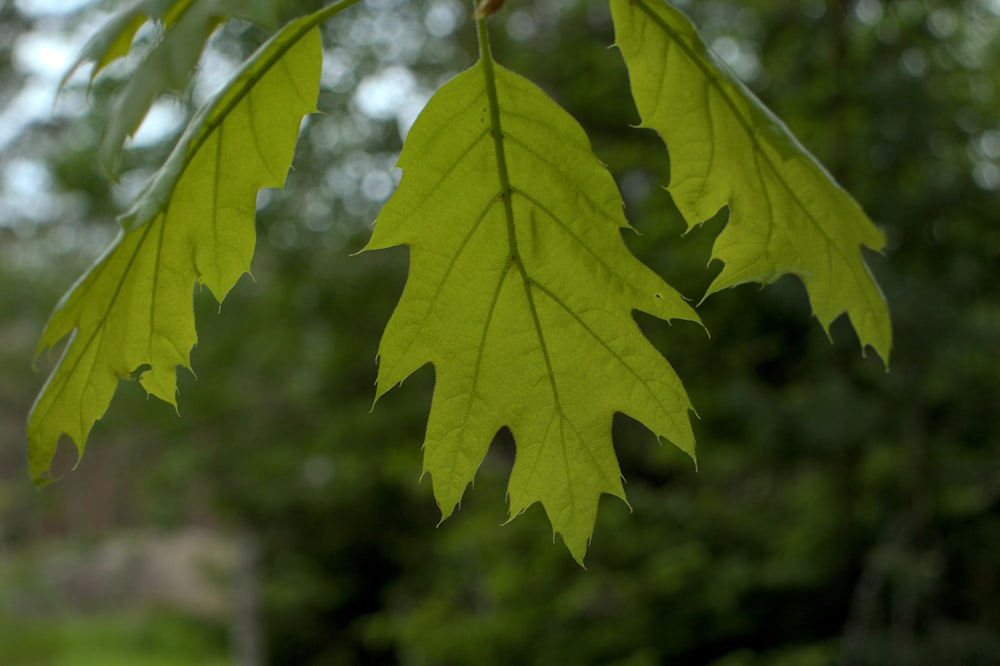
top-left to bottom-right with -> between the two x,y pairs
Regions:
1,0 -> 998,664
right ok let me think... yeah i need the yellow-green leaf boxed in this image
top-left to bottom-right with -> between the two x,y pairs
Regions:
28,10 -> 326,484
366,47 -> 700,563
611,0 -> 892,363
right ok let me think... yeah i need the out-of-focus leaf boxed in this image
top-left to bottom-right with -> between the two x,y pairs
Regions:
60,0 -> 290,172
62,0 -> 285,89
611,0 -> 892,363
59,0 -> 177,88
97,1 -> 222,172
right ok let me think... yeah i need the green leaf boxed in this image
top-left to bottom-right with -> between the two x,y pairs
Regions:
61,0 -> 291,172
62,0 -> 285,89
27,9 -> 328,484
59,0 -> 175,88
365,38 -> 701,563
611,0 -> 892,364
97,2 -> 222,172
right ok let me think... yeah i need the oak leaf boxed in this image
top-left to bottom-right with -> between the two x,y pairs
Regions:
366,56 -> 700,562
29,10 -> 326,483
612,0 -> 892,362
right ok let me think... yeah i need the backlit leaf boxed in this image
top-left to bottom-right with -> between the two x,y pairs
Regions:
611,0 -> 892,363
28,9 -> 327,484
365,50 -> 701,563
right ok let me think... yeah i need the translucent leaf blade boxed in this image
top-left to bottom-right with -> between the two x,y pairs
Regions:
611,0 -> 891,363
28,12 -> 325,484
366,59 -> 700,563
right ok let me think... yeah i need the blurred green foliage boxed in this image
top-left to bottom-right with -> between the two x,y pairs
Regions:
0,604 -> 227,666
1,0 -> 999,664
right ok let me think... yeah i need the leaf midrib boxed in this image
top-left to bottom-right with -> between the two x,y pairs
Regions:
477,23 -> 624,528
478,22 -> 564,414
